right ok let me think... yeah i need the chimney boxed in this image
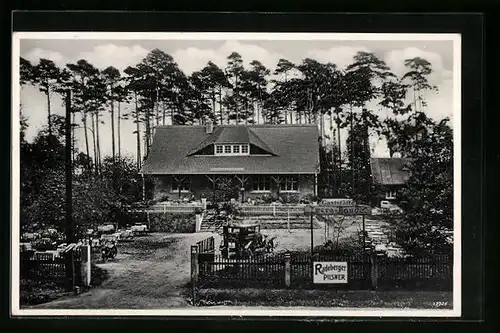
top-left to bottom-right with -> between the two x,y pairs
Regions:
206,119 -> 213,134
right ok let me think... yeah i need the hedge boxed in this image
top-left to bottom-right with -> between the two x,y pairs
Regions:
147,213 -> 196,233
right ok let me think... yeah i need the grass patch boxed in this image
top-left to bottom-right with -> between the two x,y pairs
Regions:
91,263 -> 109,287
20,279 -> 68,306
195,288 -> 453,309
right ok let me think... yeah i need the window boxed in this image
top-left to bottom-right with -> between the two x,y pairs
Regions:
280,175 -> 298,192
172,177 -> 190,192
214,144 -> 250,156
252,176 -> 271,192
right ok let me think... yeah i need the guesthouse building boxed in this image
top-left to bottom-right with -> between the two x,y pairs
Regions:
140,122 -> 320,203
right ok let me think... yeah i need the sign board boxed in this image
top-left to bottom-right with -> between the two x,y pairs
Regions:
314,205 -> 372,215
320,198 -> 355,206
313,262 -> 348,283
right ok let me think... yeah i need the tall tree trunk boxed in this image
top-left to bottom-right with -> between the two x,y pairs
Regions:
118,101 -> 121,162
91,113 -> 98,175
155,87 -> 160,128
235,77 -> 239,124
111,98 -> 116,164
337,118 -> 342,192
219,86 -> 223,125
96,111 -> 102,175
145,102 -> 151,156
82,113 -> 91,170
162,100 -> 166,125
46,88 -> 52,137
134,92 -> 141,170
71,112 -> 76,163
350,104 -> 354,197
170,101 -> 174,125
212,94 -> 216,125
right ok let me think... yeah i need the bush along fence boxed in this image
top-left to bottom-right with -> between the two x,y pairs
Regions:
20,245 -> 92,291
190,243 -> 452,292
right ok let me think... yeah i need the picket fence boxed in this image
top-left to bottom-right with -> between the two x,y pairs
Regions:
144,203 -> 202,214
193,250 -> 452,291
20,250 -> 82,286
240,205 -> 306,216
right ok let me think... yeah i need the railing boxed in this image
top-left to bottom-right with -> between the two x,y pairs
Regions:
141,203 -> 203,214
240,205 -> 306,216
196,236 -> 215,254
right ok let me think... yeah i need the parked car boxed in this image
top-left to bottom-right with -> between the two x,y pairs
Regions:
97,224 -> 116,234
380,200 -> 403,214
119,229 -> 134,240
20,242 -> 33,252
33,238 -> 56,251
131,223 -> 148,235
21,232 -> 39,242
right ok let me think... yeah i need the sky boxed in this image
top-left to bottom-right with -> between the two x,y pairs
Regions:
18,36 -> 456,160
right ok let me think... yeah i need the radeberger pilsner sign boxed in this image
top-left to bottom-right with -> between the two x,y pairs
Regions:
313,262 -> 348,284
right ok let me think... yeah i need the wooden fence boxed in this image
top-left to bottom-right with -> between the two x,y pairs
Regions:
194,251 -> 452,291
198,253 -> 287,288
20,250 -> 82,286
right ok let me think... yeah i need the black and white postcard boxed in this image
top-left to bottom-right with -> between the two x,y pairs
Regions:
11,32 -> 461,317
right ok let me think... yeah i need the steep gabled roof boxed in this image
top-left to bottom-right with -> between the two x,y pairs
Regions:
141,124 -> 320,175
370,157 -> 412,185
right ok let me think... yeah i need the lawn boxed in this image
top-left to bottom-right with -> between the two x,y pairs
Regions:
194,288 -> 453,309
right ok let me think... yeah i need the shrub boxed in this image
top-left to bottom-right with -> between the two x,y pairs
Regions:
313,235 -> 364,257
261,193 -> 279,204
279,192 -> 300,204
156,194 -> 169,202
300,194 -> 320,204
148,213 -> 196,233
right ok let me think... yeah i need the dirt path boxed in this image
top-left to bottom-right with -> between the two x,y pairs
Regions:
29,233 -> 214,309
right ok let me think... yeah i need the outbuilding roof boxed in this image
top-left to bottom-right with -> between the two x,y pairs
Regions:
370,157 -> 412,185
141,124 -> 320,175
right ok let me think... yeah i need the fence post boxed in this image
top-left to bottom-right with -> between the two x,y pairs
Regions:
273,204 -> 276,217
370,254 -> 378,290
163,202 -> 166,214
284,251 -> 291,287
80,245 -> 91,288
191,245 -> 199,306
195,214 -> 202,233
287,207 -> 290,232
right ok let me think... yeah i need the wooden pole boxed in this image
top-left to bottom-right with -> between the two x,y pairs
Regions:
142,174 -> 146,202
362,214 -> 366,254
310,208 -> 314,256
190,245 -> 199,306
64,90 -> 74,291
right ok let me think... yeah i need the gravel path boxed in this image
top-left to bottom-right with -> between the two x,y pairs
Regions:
29,233 -> 215,309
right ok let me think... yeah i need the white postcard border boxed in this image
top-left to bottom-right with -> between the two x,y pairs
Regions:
11,32 -> 462,318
